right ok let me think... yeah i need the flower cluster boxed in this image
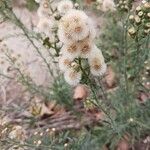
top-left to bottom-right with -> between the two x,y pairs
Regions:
116,0 -> 134,12
35,0 -> 107,86
128,1 -> 150,38
58,2 -> 107,86
36,0 -> 56,41
36,0 -> 75,42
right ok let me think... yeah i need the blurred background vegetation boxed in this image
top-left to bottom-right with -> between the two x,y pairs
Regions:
0,0 -> 150,150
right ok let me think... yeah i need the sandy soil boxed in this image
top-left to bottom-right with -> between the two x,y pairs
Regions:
0,3 -> 50,86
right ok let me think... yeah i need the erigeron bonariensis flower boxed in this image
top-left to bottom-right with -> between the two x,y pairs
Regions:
58,9 -> 91,42
89,46 -> 107,76
97,0 -> 103,4
57,0 -> 74,16
59,55 -> 74,72
56,1 -> 106,85
37,18 -> 55,38
61,42 -> 80,58
64,68 -> 81,86
79,36 -> 94,58
136,6 -> 141,12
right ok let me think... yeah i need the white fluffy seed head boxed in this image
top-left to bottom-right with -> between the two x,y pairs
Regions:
64,68 -> 81,86
89,45 -> 107,76
79,37 -> 93,58
57,0 -> 74,16
59,55 -> 74,72
58,9 -> 90,42
90,62 -> 107,76
57,27 -> 74,44
61,42 -> 80,59
37,18 -> 55,38
89,45 -> 105,62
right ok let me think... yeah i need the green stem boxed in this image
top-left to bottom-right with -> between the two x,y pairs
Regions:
78,58 -> 114,124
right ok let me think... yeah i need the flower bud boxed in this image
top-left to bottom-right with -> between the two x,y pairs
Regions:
116,4 -> 120,7
128,27 -> 136,36
71,62 -> 78,68
146,66 -> 150,70
119,1 -> 123,4
53,13 -> 61,20
144,29 -> 150,35
129,15 -> 134,22
135,15 -> 141,25
121,5 -> 124,9
145,22 -> 150,29
124,5 -> 128,10
136,6 -> 141,12
147,13 -> 150,18
74,3 -> 79,9
123,1 -> 127,4
144,2 -> 150,9
138,11 -> 144,17
144,61 -> 148,64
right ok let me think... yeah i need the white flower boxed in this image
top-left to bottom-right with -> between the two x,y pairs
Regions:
58,9 -> 90,42
79,37 -> 94,58
64,68 -> 81,86
61,42 -> 80,58
59,55 -> 73,72
37,18 -> 55,38
57,0 -> 74,16
90,62 -> 107,76
57,27 -> 73,44
89,46 -> 107,76
89,45 -> 105,62
102,0 -> 116,12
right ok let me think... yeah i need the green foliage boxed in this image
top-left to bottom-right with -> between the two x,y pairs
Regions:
49,76 -> 73,108
0,0 -> 150,150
